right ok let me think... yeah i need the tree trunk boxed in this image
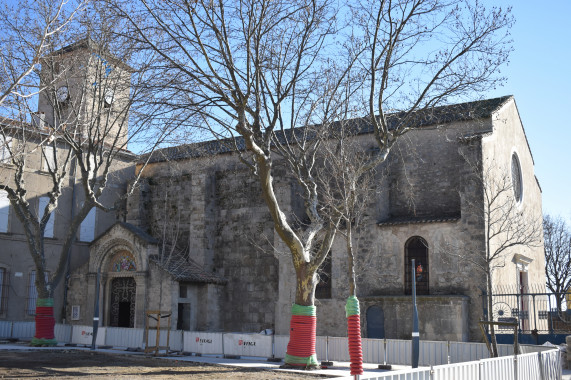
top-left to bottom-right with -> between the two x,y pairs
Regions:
486,271 -> 498,357
285,264 -> 319,367
345,224 -> 363,375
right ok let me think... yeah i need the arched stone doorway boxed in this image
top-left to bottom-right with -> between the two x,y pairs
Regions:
106,251 -> 138,328
405,236 -> 429,295
110,277 -> 136,327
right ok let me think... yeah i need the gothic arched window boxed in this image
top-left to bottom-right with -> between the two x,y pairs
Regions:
405,236 -> 429,295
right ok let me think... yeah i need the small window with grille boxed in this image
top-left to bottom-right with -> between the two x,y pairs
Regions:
316,252 -> 332,299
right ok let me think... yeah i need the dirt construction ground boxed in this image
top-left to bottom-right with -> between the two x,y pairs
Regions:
0,350 -> 330,379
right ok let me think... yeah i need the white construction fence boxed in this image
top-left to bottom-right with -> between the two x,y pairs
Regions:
0,320 -> 562,379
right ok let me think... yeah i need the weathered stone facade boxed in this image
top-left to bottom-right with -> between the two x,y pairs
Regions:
1,91 -> 546,343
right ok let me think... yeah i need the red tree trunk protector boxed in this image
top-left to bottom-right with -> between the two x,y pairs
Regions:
286,315 -> 317,358
35,306 -> 55,340
347,314 -> 364,375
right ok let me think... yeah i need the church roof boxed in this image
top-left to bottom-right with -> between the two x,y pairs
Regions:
141,96 -> 512,164
150,246 -> 227,285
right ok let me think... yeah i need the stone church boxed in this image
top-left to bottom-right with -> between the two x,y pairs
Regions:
0,41 -> 545,342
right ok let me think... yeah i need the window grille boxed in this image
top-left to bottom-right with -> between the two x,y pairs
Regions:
315,253 -> 332,299
26,271 -> 49,315
0,268 -> 9,313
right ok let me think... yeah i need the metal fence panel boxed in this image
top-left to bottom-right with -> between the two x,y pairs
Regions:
497,343 -> 515,356
183,331 -> 223,354
104,327 -> 144,349
169,330 -> 183,351
11,321 -> 34,339
0,321 -> 12,338
517,352 -> 541,380
386,339 -> 412,365
432,360 -> 479,380
449,341 -> 489,363
480,355 -> 514,380
325,336 -> 349,362
336,368 -> 432,380
419,340 -> 448,366
541,349 -> 562,380
273,335 -> 288,358
520,344 -> 554,354
362,338 -> 385,364
316,335 -> 328,361
54,324 -> 72,343
145,329 -> 182,351
222,333 -> 272,357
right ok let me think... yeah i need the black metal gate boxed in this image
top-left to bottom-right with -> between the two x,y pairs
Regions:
110,277 -> 136,328
482,285 -> 571,334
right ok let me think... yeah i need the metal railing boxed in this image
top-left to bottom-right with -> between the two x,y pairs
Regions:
482,286 -> 571,334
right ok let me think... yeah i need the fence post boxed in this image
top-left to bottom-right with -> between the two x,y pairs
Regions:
514,354 -> 518,380
447,340 -> 450,364
221,333 -> 225,356
479,360 -> 483,380
384,338 -> 387,365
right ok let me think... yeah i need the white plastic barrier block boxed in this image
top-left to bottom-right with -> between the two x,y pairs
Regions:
223,333 -> 273,358
183,331 -> 224,355
71,325 -> 106,346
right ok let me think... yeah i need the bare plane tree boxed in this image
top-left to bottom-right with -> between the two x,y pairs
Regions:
107,0 -> 513,367
543,214 -> 571,312
0,6 -> 173,344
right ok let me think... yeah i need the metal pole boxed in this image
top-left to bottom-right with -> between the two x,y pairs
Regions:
411,259 -> 419,368
91,271 -> 100,350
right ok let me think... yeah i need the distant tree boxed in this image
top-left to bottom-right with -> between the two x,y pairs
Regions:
543,214 -> 571,312
109,0 -> 513,367
439,154 -> 542,357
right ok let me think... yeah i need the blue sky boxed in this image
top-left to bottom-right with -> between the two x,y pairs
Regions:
481,0 -> 571,221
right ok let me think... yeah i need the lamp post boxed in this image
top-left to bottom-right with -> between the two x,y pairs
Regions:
411,259 -> 419,368
91,271 -> 100,350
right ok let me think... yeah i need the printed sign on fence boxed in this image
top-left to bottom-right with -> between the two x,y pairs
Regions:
71,325 -> 106,346
223,333 -> 272,358
183,332 -> 224,355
